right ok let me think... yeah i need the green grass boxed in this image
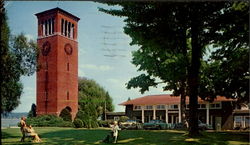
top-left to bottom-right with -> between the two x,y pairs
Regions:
1,127 -> 249,145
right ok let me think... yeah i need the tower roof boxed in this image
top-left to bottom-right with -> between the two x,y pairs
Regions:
35,7 -> 80,21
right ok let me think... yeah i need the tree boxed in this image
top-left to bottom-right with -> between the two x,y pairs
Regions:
100,2 -> 248,136
1,1 -> 38,114
200,2 -> 249,103
27,103 -> 37,118
100,2 -> 190,126
78,77 -> 114,128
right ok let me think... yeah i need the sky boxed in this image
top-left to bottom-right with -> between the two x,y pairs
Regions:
5,1 -> 171,113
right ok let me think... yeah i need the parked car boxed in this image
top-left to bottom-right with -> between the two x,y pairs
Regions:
120,120 -> 142,130
143,120 -> 168,130
198,120 -> 213,130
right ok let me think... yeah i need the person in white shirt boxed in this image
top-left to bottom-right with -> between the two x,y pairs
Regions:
112,121 -> 121,143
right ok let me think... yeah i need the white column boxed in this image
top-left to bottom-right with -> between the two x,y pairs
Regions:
50,18 -> 52,35
178,104 -> 181,123
42,22 -> 45,36
141,106 -> 144,123
47,20 -> 49,35
171,115 -> 174,124
206,103 -> 210,124
70,26 -> 73,38
153,105 -> 156,120
165,105 -> 168,123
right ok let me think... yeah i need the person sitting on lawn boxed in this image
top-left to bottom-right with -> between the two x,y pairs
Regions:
102,123 -> 114,143
112,121 -> 121,143
24,125 -> 42,142
20,116 -> 27,142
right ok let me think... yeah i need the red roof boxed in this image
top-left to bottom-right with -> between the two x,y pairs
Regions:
119,94 -> 236,106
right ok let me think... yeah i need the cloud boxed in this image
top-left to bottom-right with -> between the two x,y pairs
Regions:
80,64 -> 113,71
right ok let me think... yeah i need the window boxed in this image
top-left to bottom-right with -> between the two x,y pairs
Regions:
41,18 -> 55,37
61,19 -> 64,35
48,19 -> 51,35
134,106 -> 141,110
199,104 -> 206,109
68,22 -> 71,37
67,91 -> 69,100
145,105 -> 153,110
61,19 -> 75,39
52,18 -> 54,33
45,20 -> 48,36
234,116 -> 242,127
64,20 -> 68,36
210,103 -> 221,109
245,116 -> 250,128
45,62 -> 48,70
170,105 -> 178,109
71,24 -> 74,38
157,105 -> 165,110
215,103 -> 221,108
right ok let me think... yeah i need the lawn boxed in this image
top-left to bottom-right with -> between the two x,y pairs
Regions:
1,127 -> 249,145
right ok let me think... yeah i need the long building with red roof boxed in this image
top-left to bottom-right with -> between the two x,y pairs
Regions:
119,94 -> 248,130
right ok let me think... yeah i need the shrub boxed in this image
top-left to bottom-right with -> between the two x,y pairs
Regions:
76,110 -> 84,120
25,115 -> 73,127
59,121 -> 73,127
73,119 -> 83,128
59,108 -> 72,122
119,116 -> 129,122
27,103 -> 37,118
75,110 -> 98,128
98,120 -> 112,127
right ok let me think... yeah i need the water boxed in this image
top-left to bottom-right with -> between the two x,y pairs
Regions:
1,118 -> 20,128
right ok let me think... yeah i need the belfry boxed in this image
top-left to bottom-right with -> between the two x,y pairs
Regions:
35,8 -> 80,119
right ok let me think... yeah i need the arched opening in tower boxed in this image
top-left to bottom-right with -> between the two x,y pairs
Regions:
59,106 -> 72,122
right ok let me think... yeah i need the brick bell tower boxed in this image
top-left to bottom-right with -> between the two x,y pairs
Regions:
35,8 -> 80,119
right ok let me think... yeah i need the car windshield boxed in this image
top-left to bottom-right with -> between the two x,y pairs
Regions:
149,120 -> 161,123
127,120 -> 136,122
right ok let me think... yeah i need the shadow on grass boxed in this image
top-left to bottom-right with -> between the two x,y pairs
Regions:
2,131 -> 19,139
199,131 -> 250,145
38,129 -> 186,145
2,128 -> 250,145
39,129 -> 110,145
1,129 -> 35,145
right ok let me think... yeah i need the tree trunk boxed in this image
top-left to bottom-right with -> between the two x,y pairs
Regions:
180,20 -> 188,127
188,7 -> 202,136
180,89 -> 187,126
181,82 -> 188,127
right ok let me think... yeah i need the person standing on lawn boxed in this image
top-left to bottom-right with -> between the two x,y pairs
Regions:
112,121 -> 121,143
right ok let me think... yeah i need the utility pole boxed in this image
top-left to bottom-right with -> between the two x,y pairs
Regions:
104,101 -> 107,121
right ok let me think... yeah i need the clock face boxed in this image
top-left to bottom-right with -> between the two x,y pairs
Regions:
42,41 -> 51,56
64,43 -> 73,55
